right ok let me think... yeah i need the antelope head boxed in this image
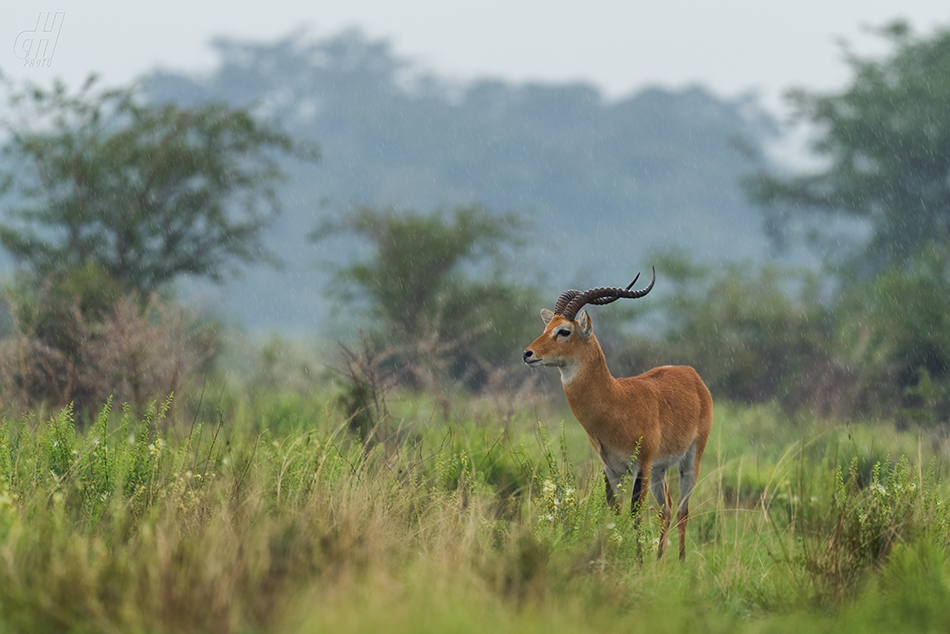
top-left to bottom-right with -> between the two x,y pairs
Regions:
522,268 -> 656,377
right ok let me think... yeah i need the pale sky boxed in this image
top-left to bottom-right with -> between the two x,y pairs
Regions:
4,1 -> 950,116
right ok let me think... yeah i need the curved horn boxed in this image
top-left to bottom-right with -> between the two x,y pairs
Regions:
553,272 -> 640,315
554,289 -> 582,315
559,267 -> 656,321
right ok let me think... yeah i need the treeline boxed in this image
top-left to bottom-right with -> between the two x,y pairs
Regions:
142,28 -> 779,332
618,22 -> 950,425
301,205 -> 950,427
2,21 -> 950,429
598,247 -> 950,424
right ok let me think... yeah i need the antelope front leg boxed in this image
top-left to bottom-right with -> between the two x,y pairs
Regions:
600,454 -> 626,513
604,472 -> 618,511
630,458 -> 651,520
631,472 -> 647,518
629,462 -> 650,564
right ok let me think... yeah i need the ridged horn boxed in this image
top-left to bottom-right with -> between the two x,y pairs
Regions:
558,267 -> 656,321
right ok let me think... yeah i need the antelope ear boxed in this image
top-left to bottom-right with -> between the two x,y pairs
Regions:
576,310 -> 593,338
540,308 -> 555,325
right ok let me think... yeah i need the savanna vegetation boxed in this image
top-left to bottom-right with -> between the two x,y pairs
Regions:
0,373 -> 948,633
1,18 -> 950,634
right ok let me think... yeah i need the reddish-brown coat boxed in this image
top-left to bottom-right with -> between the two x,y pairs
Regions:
524,311 -> 713,559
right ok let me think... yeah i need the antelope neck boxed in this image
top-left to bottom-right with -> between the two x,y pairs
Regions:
560,336 -> 613,389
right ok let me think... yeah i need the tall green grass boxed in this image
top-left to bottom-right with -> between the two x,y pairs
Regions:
0,387 -> 947,633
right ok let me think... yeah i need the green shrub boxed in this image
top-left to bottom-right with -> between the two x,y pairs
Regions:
0,385 -> 946,633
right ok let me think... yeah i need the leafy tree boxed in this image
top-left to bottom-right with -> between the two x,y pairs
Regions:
0,74 -> 319,295
835,245 -> 950,423
312,205 -> 540,388
654,254 -> 841,412
745,21 -> 950,273
0,74 -> 308,412
744,21 -> 950,425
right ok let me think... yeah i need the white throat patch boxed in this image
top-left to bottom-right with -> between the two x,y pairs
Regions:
558,360 -> 579,385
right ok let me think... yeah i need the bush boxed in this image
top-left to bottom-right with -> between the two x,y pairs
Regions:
0,267 -> 219,417
601,249 -> 950,425
603,252 -> 857,417
835,246 -> 950,424
777,454 -> 948,607
313,205 -> 542,392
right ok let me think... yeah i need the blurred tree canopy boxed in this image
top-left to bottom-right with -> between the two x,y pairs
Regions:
0,73 -> 315,414
600,244 -> 950,425
312,205 -> 540,388
0,74 -> 319,296
741,20 -> 950,426
835,245 -> 950,424
144,31 -> 777,332
745,21 -> 950,274
612,250 -> 845,415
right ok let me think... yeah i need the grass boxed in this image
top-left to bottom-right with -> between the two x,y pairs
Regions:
0,384 -> 948,633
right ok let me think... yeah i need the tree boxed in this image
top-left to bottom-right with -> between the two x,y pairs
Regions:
0,74 -> 319,295
312,205 -> 540,388
0,74 -> 314,413
745,21 -> 950,273
835,245 -> 950,423
636,251 -> 845,414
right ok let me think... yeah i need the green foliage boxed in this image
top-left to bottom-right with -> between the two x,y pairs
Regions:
902,368 -> 950,428
0,385 -> 946,633
770,452 -> 948,609
674,262 -> 832,406
615,251 -> 844,414
836,246 -> 950,421
745,21 -> 950,272
313,205 -> 541,388
0,73 -> 318,295
3,262 -> 120,364
333,339 -> 389,445
533,422 -> 590,534
606,248 -> 950,424
0,71 -> 304,413
41,403 -> 76,479
843,541 -> 950,633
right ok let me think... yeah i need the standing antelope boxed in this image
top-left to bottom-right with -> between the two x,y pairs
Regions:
522,268 -> 712,559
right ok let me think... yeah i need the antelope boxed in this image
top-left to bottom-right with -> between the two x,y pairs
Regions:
522,268 -> 712,559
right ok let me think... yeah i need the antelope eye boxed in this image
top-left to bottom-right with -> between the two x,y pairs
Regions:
557,329 -> 571,338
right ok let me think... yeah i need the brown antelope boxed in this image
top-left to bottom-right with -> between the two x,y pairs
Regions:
522,268 -> 712,559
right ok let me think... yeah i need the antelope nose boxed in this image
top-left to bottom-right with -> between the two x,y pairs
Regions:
523,349 -> 534,362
